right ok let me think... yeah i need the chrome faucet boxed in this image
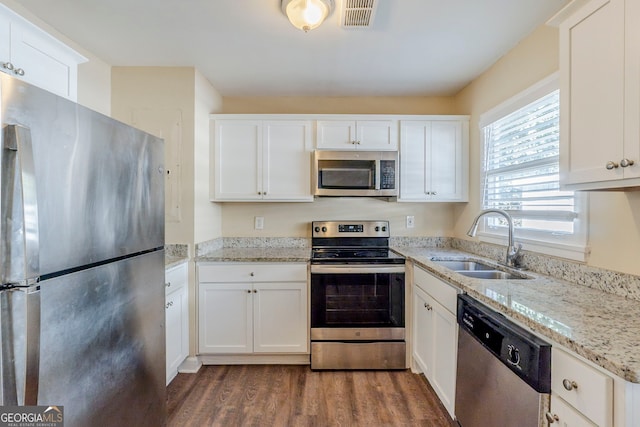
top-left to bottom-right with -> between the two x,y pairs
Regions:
467,209 -> 522,268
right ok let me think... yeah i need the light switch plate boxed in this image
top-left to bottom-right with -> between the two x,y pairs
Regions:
406,215 -> 415,228
254,216 -> 264,230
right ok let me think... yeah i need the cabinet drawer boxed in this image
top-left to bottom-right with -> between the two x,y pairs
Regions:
551,348 -> 613,427
165,262 -> 188,295
198,263 -> 307,283
414,266 -> 458,314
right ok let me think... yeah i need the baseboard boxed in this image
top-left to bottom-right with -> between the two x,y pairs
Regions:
199,354 -> 310,365
178,356 -> 203,374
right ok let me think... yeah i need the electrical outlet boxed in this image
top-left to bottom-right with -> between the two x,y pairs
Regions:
254,216 -> 264,230
406,215 -> 415,228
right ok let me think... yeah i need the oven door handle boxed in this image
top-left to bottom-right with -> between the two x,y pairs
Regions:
310,265 -> 405,274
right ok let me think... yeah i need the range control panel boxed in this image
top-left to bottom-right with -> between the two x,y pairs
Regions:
312,221 -> 389,238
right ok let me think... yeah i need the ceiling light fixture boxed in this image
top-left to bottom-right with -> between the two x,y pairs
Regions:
281,0 -> 335,33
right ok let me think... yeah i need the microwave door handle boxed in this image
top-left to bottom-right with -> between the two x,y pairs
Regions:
374,160 -> 381,190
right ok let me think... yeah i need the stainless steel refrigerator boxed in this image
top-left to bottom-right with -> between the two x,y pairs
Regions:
0,74 -> 166,426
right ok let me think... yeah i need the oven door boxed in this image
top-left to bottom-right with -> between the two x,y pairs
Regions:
310,264 -> 405,340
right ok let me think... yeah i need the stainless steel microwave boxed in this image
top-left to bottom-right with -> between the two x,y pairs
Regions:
312,150 -> 398,197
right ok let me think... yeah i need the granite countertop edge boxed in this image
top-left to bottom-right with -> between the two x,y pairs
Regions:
165,256 -> 189,269
393,246 -> 640,384
195,247 -> 311,263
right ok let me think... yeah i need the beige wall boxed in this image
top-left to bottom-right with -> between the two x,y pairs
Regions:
222,96 -> 457,115
111,67 -> 197,245
453,25 -> 640,276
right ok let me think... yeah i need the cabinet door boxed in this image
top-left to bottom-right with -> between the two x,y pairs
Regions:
253,281 -> 308,353
356,120 -> 398,150
430,121 -> 467,201
263,120 -> 313,201
199,283 -> 253,353
412,285 -> 433,377
400,121 -> 429,200
560,0 -> 625,185
549,395 -> 598,427
316,120 -> 357,149
0,12 -> 10,66
213,120 -> 262,200
9,21 -> 79,100
166,285 -> 188,384
430,300 -> 457,417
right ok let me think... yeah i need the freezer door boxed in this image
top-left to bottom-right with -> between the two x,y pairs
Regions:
0,74 -> 164,276
36,251 -> 165,427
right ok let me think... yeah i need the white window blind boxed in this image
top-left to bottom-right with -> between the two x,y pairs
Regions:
482,89 -> 578,235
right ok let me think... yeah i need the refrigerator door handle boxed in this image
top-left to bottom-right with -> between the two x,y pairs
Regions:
2,124 -> 40,286
1,125 -> 41,405
1,285 -> 40,405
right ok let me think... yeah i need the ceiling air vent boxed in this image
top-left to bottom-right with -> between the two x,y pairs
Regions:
341,0 -> 378,28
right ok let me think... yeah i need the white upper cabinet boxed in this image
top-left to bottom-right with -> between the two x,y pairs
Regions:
0,4 -> 86,100
212,117 -> 313,202
399,118 -> 469,202
555,0 -> 640,189
316,117 -> 398,150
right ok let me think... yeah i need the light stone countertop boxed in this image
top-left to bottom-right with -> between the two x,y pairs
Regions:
165,255 -> 188,269
393,246 -> 640,384
195,247 -> 311,263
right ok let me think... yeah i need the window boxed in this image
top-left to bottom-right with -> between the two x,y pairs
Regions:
478,74 -> 588,261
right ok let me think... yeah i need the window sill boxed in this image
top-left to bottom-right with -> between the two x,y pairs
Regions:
476,231 -> 590,263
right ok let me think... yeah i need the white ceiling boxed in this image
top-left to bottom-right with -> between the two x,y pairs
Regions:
14,0 -> 568,97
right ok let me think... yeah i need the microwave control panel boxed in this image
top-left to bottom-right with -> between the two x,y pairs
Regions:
380,160 -> 396,189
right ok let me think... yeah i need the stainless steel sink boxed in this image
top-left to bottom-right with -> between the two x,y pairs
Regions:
430,257 -> 531,280
456,270 -> 528,280
431,260 -> 495,271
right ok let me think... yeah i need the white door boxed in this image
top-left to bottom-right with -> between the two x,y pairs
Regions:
356,120 -> 397,150
199,283 -> 253,353
430,121 -> 465,201
253,281 -> 308,353
412,286 -> 433,377
561,0 -> 624,185
549,395 -> 598,426
430,300 -> 458,417
263,120 -> 313,201
316,120 -> 357,149
400,121 -> 429,200
214,120 -> 262,200
166,285 -> 188,384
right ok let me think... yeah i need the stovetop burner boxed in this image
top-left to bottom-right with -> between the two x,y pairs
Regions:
311,220 -> 405,265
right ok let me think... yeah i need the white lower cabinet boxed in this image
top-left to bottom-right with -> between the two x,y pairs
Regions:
198,263 -> 308,354
165,262 -> 189,385
550,348 -> 613,427
412,265 -> 458,418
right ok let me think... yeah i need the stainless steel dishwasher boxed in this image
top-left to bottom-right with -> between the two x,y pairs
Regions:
455,294 -> 551,427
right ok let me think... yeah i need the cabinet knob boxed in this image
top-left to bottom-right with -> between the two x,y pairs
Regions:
253,289 -> 257,293
545,412 -> 559,424
2,62 -> 14,71
165,301 -> 173,308
14,68 -> 25,76
247,289 -> 252,294
250,272 -> 255,277
562,378 -> 578,391
165,282 -> 171,288
424,303 -> 432,311
606,161 -> 619,170
620,158 -> 635,168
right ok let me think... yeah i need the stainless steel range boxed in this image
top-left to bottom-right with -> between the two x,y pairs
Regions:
310,220 -> 406,370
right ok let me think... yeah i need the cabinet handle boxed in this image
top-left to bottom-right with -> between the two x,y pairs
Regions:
14,68 -> 25,76
3,62 -> 14,71
165,282 -> 171,288
424,303 -> 432,311
166,301 -> 173,308
620,158 -> 635,168
606,161 -> 619,170
545,413 -> 559,424
562,378 -> 578,391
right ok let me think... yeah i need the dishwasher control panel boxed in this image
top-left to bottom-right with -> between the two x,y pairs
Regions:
457,294 -> 551,393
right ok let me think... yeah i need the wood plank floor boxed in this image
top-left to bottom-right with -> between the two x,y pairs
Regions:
167,365 -> 456,426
